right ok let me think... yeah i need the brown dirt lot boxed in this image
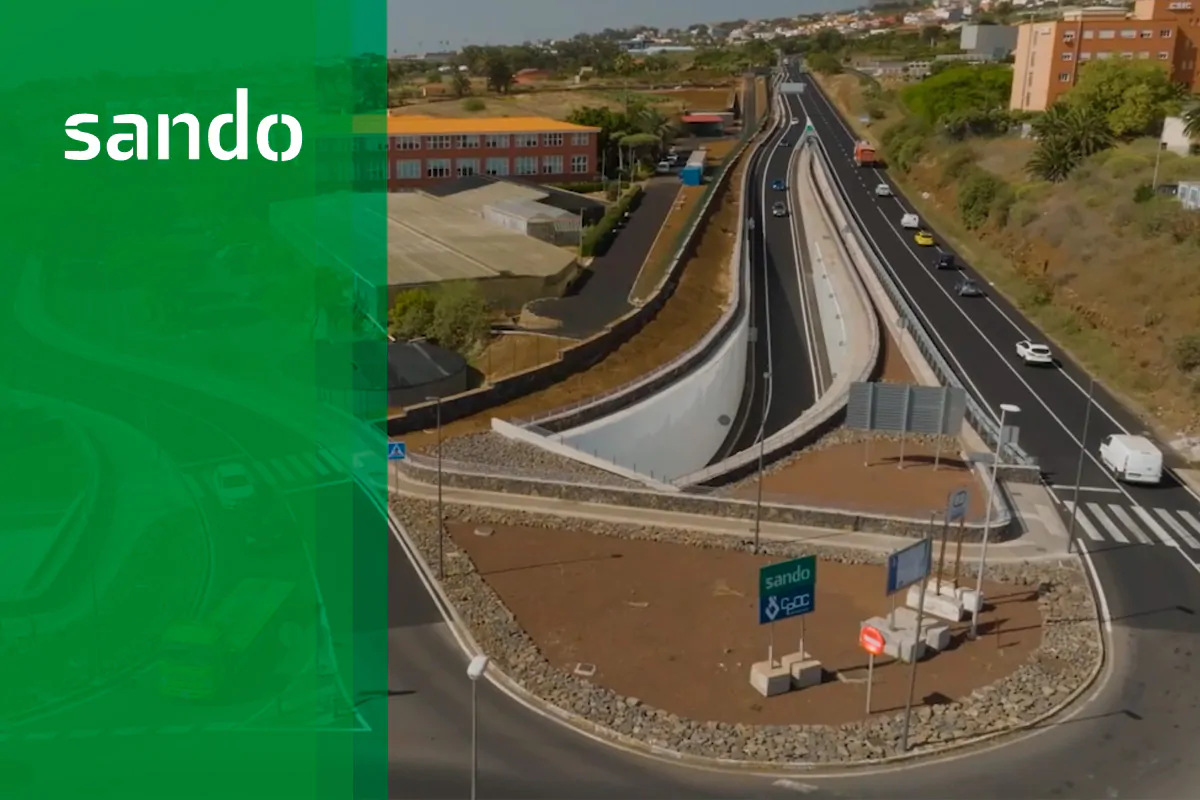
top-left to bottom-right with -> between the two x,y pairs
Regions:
629,184 -> 704,302
471,333 -> 570,383
703,138 -> 739,163
651,88 -> 736,111
449,522 -> 1040,726
403,152 -> 749,452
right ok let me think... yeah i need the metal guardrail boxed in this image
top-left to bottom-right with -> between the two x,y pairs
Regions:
511,77 -> 777,427
809,136 -> 1035,468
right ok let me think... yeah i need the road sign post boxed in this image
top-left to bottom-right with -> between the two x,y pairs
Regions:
940,488 -> 969,593
387,442 -> 406,461
759,556 -> 817,666
860,625 -> 885,716
886,536 -> 933,630
900,535 -> 935,753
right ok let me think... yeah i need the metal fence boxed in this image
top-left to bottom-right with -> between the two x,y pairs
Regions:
809,138 -> 1036,469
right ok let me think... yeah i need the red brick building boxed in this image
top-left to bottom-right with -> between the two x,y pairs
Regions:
387,115 -> 601,191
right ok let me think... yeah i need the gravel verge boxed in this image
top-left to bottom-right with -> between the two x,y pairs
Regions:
434,431 -> 647,489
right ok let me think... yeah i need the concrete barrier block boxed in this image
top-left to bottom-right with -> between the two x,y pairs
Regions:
924,579 -> 983,613
862,616 -> 925,663
906,584 -> 966,622
750,660 -> 792,697
888,607 -> 951,652
780,651 -> 822,690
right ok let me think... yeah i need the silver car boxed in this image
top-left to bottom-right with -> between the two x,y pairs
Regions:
771,201 -> 788,217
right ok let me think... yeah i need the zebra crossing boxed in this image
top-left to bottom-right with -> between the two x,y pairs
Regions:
180,448 -> 349,501
1064,500 -> 1200,550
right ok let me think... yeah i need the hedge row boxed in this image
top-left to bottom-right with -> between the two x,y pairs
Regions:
550,180 -> 607,194
580,185 -> 644,258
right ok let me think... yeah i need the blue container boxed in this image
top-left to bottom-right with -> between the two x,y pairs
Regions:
681,165 -> 703,186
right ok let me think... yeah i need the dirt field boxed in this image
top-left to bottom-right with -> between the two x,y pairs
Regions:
449,521 -> 1040,726
393,88 -> 684,120
704,138 -> 739,163
629,184 -> 704,302
726,330 -> 986,520
650,88 -> 736,111
471,332 -> 569,383
403,149 -> 750,452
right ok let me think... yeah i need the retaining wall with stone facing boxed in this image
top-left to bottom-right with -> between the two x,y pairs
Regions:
393,500 -> 1102,765
398,454 -> 1018,542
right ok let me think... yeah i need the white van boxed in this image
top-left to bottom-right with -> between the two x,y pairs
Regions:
900,213 -> 920,229
1099,434 -> 1163,485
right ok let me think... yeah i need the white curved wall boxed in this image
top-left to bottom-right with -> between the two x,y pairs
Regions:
554,315 -> 750,482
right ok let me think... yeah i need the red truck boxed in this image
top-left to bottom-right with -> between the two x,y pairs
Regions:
854,141 -> 877,167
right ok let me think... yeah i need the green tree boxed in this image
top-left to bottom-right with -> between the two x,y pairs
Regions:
1184,101 -> 1200,139
484,53 -> 514,94
1032,102 -> 1114,157
807,51 -> 843,75
901,64 -> 1013,127
450,71 -> 471,98
430,282 -> 490,353
1065,60 -> 1184,137
389,289 -> 436,340
1026,136 -> 1081,183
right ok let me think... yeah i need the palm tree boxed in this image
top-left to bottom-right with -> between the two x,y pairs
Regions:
1026,136 -> 1080,183
1184,101 -> 1200,140
450,71 -> 471,98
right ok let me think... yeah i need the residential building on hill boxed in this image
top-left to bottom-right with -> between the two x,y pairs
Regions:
1010,0 -> 1200,111
385,115 -> 600,191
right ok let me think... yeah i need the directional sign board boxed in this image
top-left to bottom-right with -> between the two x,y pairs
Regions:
946,488 -> 970,523
387,442 -> 406,461
886,538 -> 932,596
759,555 -> 817,625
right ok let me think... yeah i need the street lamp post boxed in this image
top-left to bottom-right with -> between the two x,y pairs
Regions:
426,395 -> 444,580
754,370 -> 770,555
1067,379 -> 1096,554
466,654 -> 490,800
970,403 -> 1020,640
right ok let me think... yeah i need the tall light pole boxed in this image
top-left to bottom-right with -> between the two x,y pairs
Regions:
1067,379 -> 1095,554
754,370 -> 770,555
426,395 -> 444,580
466,654 -> 490,800
970,402 -> 1020,640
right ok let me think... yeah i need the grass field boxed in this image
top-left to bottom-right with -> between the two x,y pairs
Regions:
648,88 -> 735,111
815,72 -> 1200,444
392,88 -> 688,120
472,332 -> 570,382
629,184 -> 705,303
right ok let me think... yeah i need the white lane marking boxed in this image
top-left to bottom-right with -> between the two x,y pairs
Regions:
1156,508 -> 1200,549
1064,501 -> 1104,542
773,779 -> 820,793
1108,505 -> 1151,544
1132,506 -> 1178,548
1178,510 -> 1200,542
1086,503 -> 1129,544
181,473 -> 204,498
1050,484 -> 1122,493
269,457 -> 297,483
310,451 -> 331,476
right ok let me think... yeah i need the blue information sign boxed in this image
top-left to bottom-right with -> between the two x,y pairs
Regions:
886,538 -> 932,595
387,442 -> 406,461
758,555 -> 817,625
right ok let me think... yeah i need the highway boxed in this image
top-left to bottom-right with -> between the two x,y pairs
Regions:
720,85 -> 827,459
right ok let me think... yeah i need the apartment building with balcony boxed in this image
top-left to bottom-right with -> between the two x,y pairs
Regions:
385,115 -> 600,191
1011,0 -> 1200,111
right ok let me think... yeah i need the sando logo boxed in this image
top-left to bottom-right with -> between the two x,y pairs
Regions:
64,88 -> 302,162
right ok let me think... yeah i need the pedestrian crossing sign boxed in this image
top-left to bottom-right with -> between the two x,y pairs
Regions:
387,442 -> 406,461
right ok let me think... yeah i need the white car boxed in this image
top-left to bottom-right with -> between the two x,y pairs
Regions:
791,117 -> 800,125
875,183 -> 893,197
213,462 -> 256,510
900,212 -> 920,229
1016,340 -> 1053,366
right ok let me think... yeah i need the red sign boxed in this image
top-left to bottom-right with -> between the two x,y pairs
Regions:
860,625 -> 885,656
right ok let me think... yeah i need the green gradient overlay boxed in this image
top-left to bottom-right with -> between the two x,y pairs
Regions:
0,2 -> 387,798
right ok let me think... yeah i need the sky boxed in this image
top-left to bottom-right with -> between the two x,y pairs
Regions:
387,0 -> 857,54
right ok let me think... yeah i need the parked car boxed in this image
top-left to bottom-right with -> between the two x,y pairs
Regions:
213,462 -> 255,510
771,179 -> 786,191
955,277 -> 984,297
1099,434 -> 1163,485
914,230 -> 935,247
936,253 -> 957,270
875,183 -> 893,197
1016,340 -> 1054,366
900,212 -> 920,229
771,200 -> 788,217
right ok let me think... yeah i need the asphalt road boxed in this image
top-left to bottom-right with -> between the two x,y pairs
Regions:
718,87 -> 822,460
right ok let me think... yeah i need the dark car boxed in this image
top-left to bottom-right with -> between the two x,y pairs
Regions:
956,277 -> 984,297
779,139 -> 790,147
771,179 -> 786,191
936,253 -> 957,270
771,200 -> 788,217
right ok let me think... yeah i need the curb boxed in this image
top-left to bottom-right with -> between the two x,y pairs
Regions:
390,497 -> 1107,775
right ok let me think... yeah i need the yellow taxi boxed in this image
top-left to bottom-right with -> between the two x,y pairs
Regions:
914,230 -> 935,247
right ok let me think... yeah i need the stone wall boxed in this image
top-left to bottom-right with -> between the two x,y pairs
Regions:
392,499 -> 1102,765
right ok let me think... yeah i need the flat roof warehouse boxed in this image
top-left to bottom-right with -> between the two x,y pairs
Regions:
269,190 -> 577,292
